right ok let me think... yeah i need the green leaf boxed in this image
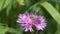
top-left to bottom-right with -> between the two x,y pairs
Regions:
6,4 -> 12,16
0,0 -> 4,11
8,28 -> 17,33
25,0 -> 31,7
17,0 -> 25,5
40,1 -> 60,34
30,5 -> 44,15
55,3 -> 59,11
8,26 -> 23,34
0,0 -> 12,11
49,0 -> 60,3
3,0 -> 12,9
0,26 -> 8,34
40,1 -> 60,25
16,26 -> 23,34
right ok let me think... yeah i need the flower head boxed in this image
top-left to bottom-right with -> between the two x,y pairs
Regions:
17,13 -> 46,32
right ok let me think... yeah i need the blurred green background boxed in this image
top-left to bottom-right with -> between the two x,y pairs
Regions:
0,0 -> 60,34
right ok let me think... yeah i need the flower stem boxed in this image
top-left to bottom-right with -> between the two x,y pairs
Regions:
36,30 -> 39,34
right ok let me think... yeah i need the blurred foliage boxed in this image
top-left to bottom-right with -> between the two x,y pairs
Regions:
0,0 -> 60,34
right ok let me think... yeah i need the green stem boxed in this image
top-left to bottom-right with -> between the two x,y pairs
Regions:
36,30 -> 39,34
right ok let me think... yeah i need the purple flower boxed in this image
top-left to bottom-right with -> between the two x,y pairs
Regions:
17,13 -> 47,32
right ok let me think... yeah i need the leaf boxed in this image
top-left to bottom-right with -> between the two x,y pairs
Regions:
40,1 -> 60,34
0,0 -> 12,11
55,3 -> 59,11
6,4 -> 12,16
3,0 -> 12,9
0,26 -> 8,34
8,28 -> 17,33
0,0 -> 4,11
8,26 -> 23,34
17,0 -> 25,5
30,4 -> 37,13
25,0 -> 31,7
48,0 -> 60,3
30,5 -> 44,15
16,26 -> 23,34
40,1 -> 60,25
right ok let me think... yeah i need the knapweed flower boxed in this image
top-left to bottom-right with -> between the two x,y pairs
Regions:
17,13 -> 46,32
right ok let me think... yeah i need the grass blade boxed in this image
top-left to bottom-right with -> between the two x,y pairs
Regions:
40,2 -> 60,34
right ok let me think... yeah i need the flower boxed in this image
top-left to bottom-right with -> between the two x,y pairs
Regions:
17,13 -> 47,32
